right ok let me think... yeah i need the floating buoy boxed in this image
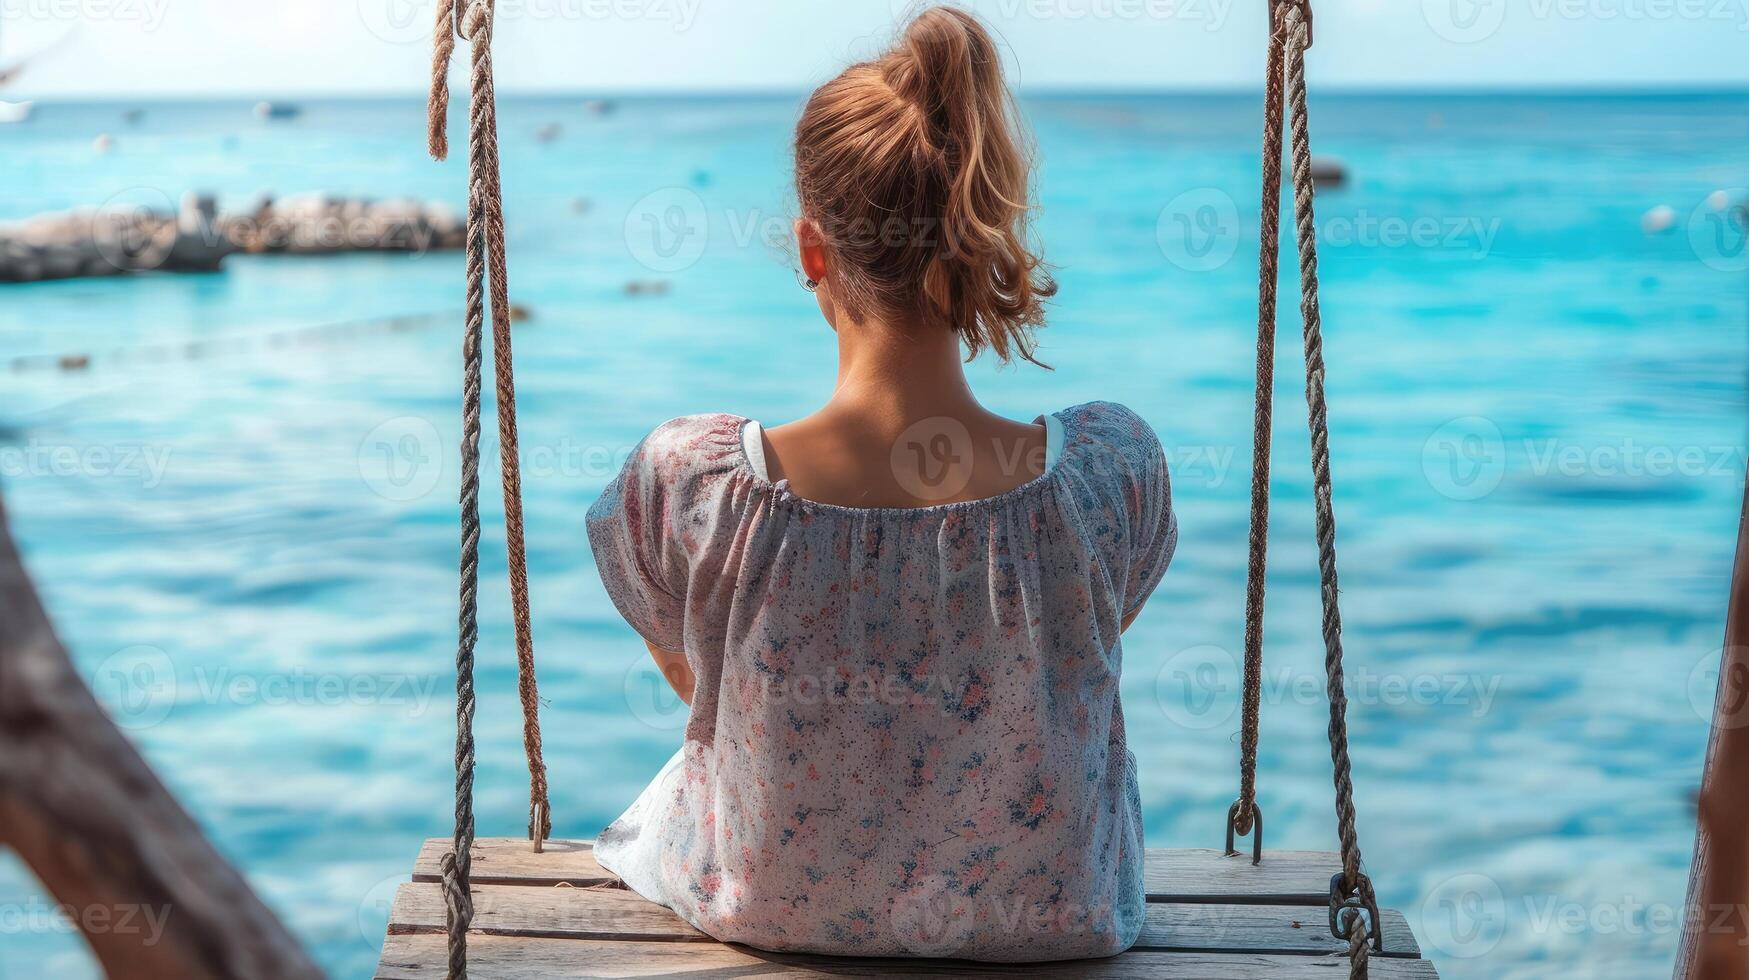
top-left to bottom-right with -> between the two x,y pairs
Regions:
254,101 -> 301,120
1705,190 -> 1733,213
1642,204 -> 1678,234
92,133 -> 114,154
1309,156 -> 1346,189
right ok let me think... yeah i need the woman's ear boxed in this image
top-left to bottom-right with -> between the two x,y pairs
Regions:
795,218 -> 829,285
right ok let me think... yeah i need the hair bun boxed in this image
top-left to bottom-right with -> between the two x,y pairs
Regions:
895,8 -> 991,104
794,5 -> 1056,366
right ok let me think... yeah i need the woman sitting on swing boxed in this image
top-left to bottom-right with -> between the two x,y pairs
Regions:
587,5 -> 1176,962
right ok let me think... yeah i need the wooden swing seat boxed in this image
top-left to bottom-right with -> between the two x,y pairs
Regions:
375,838 -> 1439,978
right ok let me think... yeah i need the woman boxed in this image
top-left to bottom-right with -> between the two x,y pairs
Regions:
586,6 -> 1175,962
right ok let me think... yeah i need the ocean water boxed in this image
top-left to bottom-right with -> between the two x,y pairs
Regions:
1,92 -> 1745,978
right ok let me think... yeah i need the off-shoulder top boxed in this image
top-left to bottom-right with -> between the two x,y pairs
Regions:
585,401 -> 1176,961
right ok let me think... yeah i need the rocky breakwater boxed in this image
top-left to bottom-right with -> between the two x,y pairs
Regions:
0,192 -> 466,283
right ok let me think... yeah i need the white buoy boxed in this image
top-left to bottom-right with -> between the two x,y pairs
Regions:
1705,190 -> 1732,213
1641,205 -> 1677,234
93,133 -> 114,154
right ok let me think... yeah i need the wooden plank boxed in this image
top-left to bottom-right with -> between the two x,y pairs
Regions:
388,882 -> 1419,958
414,839 -> 1348,904
378,933 -> 1440,978
414,838 -> 614,887
1144,848 -> 1344,905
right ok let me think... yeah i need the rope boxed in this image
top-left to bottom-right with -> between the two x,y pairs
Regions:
428,2 -> 554,975
1240,4 -> 1378,976
1230,0 -> 1288,848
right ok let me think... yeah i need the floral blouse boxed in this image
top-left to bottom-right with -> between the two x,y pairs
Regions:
585,401 -> 1176,961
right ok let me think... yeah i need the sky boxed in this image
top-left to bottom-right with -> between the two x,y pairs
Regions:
2,0 -> 1747,98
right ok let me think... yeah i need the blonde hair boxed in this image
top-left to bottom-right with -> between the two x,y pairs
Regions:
794,5 -> 1055,366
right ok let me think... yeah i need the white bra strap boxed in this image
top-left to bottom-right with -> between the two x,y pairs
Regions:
741,420 -> 770,481
1043,413 -> 1064,471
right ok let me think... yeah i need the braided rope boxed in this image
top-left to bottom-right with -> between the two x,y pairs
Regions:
1231,4 -> 1376,975
1279,6 -> 1376,977
1230,5 -> 1289,847
1349,915 -> 1371,977
428,2 -> 554,974
463,0 -> 554,849
426,0 -> 455,161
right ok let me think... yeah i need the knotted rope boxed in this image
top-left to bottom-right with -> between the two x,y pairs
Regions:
1234,3 -> 1380,976
427,1 -> 553,975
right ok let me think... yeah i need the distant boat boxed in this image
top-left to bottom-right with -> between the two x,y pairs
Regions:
0,100 -> 32,124
122,108 -> 145,125
584,99 -> 616,117
254,101 -> 301,120
1310,156 -> 1347,189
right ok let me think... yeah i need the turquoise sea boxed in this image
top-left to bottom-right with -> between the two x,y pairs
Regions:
1,92 -> 1746,978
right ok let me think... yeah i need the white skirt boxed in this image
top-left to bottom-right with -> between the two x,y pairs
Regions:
594,745 -> 687,903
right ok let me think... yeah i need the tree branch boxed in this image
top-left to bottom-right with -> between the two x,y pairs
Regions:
0,489 -> 321,979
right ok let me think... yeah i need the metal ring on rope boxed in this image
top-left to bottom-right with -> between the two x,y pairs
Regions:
1224,799 -> 1263,866
1330,872 -> 1384,955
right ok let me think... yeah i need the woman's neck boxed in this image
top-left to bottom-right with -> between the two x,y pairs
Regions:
760,315 -> 1046,508
825,317 -> 982,428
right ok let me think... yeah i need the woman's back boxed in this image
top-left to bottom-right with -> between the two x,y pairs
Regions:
584,4 -> 1179,963
586,401 -> 1175,960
